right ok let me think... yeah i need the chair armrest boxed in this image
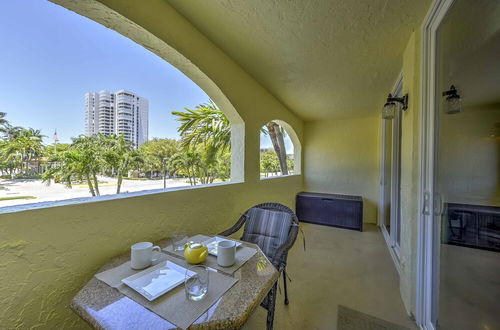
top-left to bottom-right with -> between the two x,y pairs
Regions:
218,213 -> 248,237
271,224 -> 299,272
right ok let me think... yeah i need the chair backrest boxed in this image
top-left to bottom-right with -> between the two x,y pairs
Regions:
241,203 -> 297,260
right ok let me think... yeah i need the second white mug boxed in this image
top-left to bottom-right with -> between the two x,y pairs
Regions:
217,240 -> 236,267
131,242 -> 160,269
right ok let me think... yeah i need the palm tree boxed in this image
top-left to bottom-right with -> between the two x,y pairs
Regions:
102,134 -> 143,194
0,140 -> 22,177
43,148 -> 92,193
43,135 -> 105,196
172,100 -> 231,152
170,151 -> 202,186
262,122 -> 289,175
172,100 -> 231,184
0,113 -> 32,176
75,135 -> 107,196
0,112 -> 8,133
0,112 -> 24,140
4,128 -> 45,175
3,125 -> 24,139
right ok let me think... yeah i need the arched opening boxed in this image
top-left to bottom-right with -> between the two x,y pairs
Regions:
49,0 -> 244,182
0,0 -> 244,209
260,120 -> 301,178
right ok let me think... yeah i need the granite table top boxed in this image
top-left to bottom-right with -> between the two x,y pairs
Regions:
70,238 -> 279,330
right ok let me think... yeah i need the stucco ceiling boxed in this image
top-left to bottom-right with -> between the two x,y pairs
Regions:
166,0 -> 431,120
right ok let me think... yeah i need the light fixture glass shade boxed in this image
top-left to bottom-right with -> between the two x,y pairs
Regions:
443,94 -> 461,114
382,102 -> 396,120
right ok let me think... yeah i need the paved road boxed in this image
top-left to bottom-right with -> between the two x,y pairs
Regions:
0,177 -> 191,207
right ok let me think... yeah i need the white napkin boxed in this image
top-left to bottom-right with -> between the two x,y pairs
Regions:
142,269 -> 184,296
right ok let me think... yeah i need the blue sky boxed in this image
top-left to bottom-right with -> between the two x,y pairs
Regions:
0,0 -> 286,150
0,0 -> 210,144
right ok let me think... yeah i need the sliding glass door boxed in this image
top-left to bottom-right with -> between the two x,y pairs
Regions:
380,78 -> 402,259
431,1 -> 500,328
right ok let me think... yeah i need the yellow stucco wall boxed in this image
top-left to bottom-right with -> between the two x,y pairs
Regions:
0,0 -> 303,328
438,103 -> 500,206
303,116 -> 380,223
0,179 -> 302,329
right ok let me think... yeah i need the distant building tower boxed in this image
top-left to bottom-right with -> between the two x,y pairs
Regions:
84,90 -> 148,148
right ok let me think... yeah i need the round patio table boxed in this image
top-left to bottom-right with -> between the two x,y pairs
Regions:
70,238 -> 279,330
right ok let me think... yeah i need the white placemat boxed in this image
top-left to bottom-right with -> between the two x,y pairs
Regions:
95,253 -> 238,330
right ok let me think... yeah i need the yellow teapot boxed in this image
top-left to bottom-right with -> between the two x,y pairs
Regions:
184,242 -> 208,264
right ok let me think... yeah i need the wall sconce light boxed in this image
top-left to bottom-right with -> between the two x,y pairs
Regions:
382,93 -> 409,120
488,122 -> 500,139
442,85 -> 461,114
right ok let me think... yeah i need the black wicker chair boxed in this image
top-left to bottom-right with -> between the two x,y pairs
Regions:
219,202 -> 300,330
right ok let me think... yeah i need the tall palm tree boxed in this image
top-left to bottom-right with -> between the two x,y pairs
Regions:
170,151 -> 202,186
43,135 -> 105,196
263,122 -> 289,175
102,134 -> 143,194
0,113 -> 32,176
0,140 -> 22,177
74,135 -> 107,196
6,128 -> 45,174
0,112 -> 23,140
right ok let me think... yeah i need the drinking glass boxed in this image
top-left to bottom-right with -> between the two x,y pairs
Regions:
185,265 -> 209,301
172,230 -> 188,252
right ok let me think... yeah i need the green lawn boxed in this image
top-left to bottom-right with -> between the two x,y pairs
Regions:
0,196 -> 36,201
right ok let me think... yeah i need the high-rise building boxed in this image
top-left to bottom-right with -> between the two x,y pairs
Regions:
84,90 -> 148,148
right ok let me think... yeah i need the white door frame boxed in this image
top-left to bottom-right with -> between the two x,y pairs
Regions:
416,0 -> 456,329
379,73 -> 403,271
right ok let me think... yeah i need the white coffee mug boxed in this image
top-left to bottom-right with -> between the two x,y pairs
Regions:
217,240 -> 236,267
131,242 -> 161,269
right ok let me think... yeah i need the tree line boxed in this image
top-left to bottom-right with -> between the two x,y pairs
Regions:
0,101 -> 293,196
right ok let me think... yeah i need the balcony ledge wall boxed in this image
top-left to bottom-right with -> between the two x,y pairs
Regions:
0,0 -> 303,328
